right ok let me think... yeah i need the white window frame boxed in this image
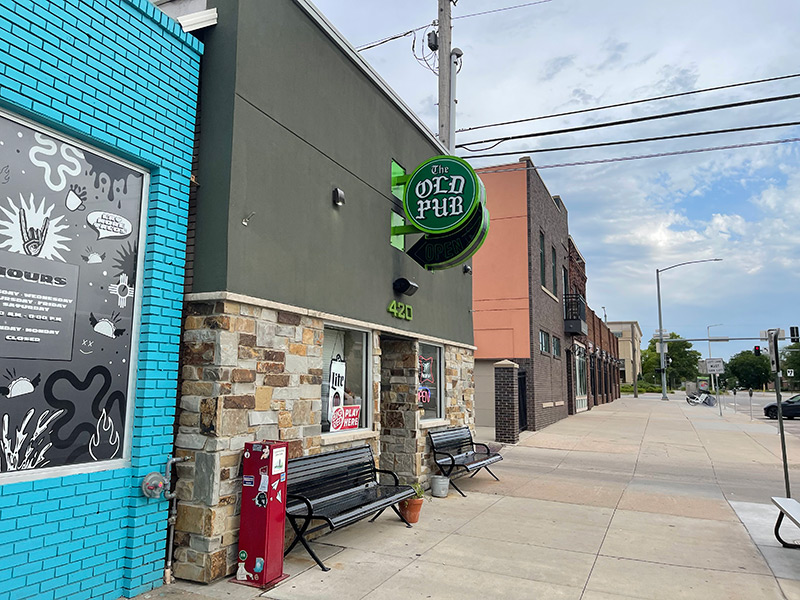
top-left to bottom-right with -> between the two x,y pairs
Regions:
0,108 -> 148,484
539,330 -> 551,354
321,323 -> 373,435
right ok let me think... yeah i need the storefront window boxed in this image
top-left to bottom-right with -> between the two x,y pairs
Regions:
0,110 -> 146,476
576,351 -> 587,398
321,326 -> 369,433
418,342 -> 442,420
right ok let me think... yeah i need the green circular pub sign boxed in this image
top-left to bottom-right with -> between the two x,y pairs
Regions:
402,155 -> 481,234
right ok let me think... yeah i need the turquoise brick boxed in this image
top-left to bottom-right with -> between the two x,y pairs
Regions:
0,1 -> 201,597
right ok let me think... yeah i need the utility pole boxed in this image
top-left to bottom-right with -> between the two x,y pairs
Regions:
437,0 -> 461,153
631,323 -> 638,398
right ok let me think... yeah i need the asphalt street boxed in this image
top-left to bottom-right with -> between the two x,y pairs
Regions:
685,389 -> 800,435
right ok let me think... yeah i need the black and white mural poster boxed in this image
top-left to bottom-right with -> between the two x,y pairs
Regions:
0,110 -> 145,473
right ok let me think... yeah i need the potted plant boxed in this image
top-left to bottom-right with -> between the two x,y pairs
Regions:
398,483 -> 425,523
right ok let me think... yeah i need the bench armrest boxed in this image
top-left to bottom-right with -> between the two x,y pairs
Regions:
474,442 -> 493,454
433,450 -> 456,468
287,493 -> 313,515
375,468 -> 400,486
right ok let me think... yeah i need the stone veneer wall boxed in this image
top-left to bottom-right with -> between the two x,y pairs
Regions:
424,344 -> 475,483
173,298 -> 474,582
173,299 -> 331,582
379,339 -> 475,487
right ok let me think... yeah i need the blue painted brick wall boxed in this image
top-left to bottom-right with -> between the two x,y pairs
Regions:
0,1 -> 201,598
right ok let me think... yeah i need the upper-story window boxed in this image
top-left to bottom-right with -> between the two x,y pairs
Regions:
539,330 -> 551,353
551,246 -> 557,295
539,231 -> 546,287
390,160 -> 406,251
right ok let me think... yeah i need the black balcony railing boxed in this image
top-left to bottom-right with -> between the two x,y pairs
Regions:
564,294 -> 588,335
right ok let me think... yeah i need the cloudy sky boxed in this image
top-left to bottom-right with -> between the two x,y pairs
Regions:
315,0 -> 800,360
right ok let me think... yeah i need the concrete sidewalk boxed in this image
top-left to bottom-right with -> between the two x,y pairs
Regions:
134,394 -> 800,600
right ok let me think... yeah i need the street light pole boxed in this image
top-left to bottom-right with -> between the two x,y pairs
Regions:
656,258 -> 723,401
631,323 -> 639,398
657,269 -> 667,400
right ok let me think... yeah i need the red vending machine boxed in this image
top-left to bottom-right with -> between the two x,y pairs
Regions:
235,440 -> 289,588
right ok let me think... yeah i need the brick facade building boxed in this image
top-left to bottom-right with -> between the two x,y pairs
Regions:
567,238 -> 621,410
0,2 -> 202,598
473,158 -> 618,437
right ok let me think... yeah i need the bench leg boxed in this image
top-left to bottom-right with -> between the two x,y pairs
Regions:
484,466 -> 500,481
775,512 -> 800,549
390,504 -> 413,528
369,508 -> 386,523
284,514 -> 307,556
286,515 -> 331,571
449,478 -> 466,498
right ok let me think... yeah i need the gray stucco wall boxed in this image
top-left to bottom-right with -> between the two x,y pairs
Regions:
192,0 -> 473,345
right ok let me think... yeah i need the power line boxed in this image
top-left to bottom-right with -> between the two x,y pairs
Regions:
457,91 -> 800,150
463,120 -> 800,159
472,137 -> 800,171
457,72 -> 800,133
452,0 -> 553,21
356,0 -> 553,52
357,25 -> 429,53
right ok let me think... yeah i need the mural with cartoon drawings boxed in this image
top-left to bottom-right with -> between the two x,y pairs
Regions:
0,110 -> 145,473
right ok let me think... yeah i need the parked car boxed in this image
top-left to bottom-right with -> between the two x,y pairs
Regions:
764,394 -> 800,419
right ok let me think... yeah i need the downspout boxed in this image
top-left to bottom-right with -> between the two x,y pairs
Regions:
164,456 -> 190,584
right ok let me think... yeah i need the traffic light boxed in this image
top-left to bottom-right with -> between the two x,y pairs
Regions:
754,346 -> 761,356
791,326 -> 799,344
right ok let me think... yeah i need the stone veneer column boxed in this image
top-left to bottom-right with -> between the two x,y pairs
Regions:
172,300 -> 323,582
379,339 -> 420,483
494,360 -> 520,444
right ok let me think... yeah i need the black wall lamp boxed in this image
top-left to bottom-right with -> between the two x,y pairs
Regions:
393,277 -> 419,296
332,187 -> 345,207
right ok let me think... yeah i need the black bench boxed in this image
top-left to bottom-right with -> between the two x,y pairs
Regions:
772,497 -> 800,548
428,426 -> 503,497
284,445 -> 415,571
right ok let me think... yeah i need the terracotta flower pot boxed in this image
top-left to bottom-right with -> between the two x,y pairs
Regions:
398,497 -> 424,523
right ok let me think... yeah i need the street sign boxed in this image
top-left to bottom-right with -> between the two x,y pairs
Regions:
788,369 -> 795,377
706,358 -> 725,374
698,359 -> 708,375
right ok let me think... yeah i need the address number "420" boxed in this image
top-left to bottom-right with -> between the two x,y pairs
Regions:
387,300 -> 413,321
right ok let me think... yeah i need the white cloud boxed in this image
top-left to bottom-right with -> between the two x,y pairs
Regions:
313,0 -> 800,357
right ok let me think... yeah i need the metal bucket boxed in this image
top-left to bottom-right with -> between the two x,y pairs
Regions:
430,475 -> 449,498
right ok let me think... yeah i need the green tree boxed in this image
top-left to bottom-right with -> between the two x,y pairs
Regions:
640,333 -> 702,388
780,342 -> 800,390
727,350 -> 771,388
